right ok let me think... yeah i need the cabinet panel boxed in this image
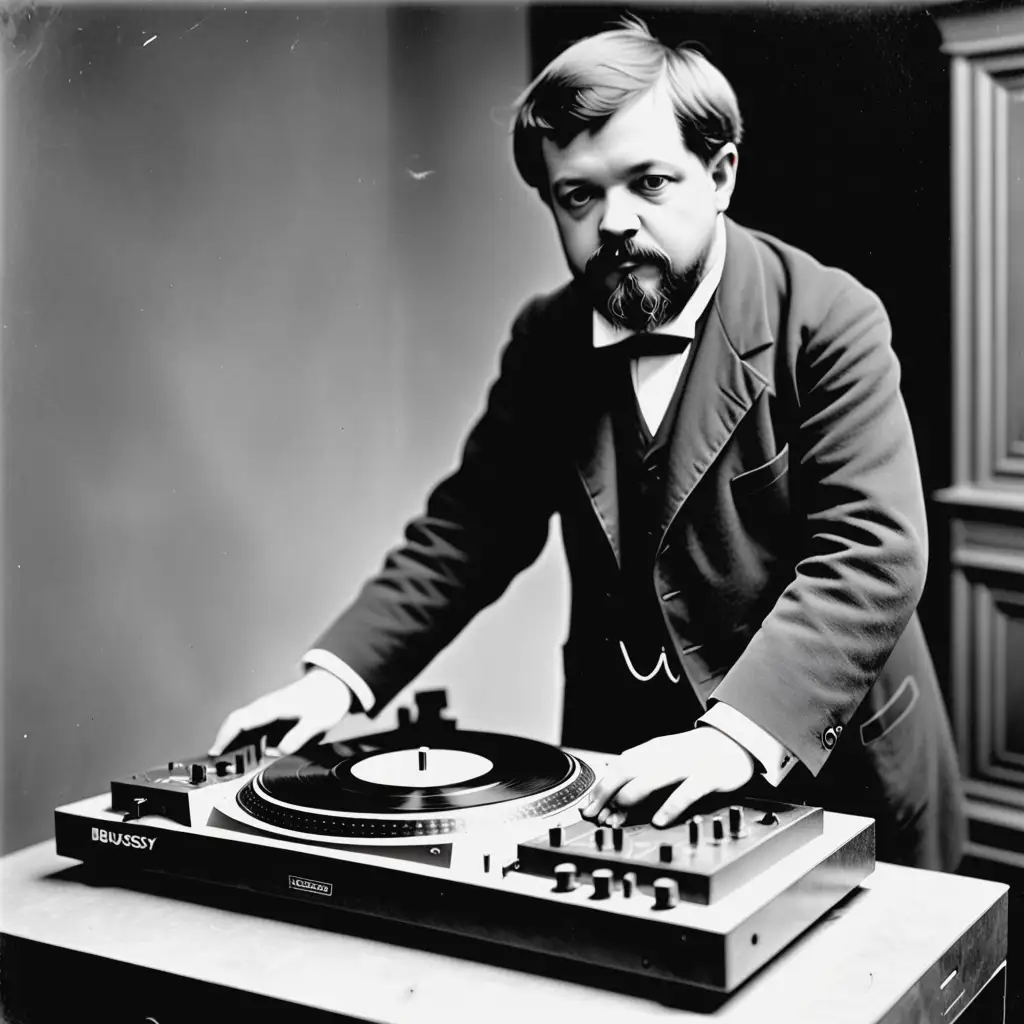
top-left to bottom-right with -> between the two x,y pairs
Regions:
951,562 -> 1024,801
1007,84 -> 1024,461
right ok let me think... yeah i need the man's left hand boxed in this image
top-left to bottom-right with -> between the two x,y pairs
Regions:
581,727 -> 756,828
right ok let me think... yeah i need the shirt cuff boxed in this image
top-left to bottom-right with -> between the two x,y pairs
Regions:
697,701 -> 798,787
302,649 -> 376,714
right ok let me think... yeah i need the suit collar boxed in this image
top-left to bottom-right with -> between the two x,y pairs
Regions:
713,216 -> 775,361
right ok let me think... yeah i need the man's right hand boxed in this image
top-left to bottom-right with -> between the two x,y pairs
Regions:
208,667 -> 354,758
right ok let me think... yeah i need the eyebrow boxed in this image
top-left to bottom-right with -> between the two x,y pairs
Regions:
551,160 -> 672,192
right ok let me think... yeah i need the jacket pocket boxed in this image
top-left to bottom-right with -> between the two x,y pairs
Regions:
859,674 -> 927,830
859,674 -> 920,747
730,444 -> 790,499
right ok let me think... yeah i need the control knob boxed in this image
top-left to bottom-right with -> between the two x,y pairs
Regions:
592,868 -> 613,900
653,877 -> 679,910
554,862 -> 578,893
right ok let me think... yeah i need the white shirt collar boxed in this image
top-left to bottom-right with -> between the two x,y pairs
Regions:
591,215 -> 727,350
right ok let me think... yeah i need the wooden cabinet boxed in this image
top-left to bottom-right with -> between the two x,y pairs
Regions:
935,5 -> 1024,871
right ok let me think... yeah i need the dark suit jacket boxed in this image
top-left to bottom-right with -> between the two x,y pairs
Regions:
314,217 -> 967,870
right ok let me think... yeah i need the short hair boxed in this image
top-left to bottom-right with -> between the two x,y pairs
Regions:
512,18 -> 743,197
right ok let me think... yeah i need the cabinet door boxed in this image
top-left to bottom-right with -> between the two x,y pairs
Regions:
938,7 -> 1024,870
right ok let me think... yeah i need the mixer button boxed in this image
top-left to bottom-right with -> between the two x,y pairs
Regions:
729,806 -> 746,836
554,862 -> 578,893
653,878 -> 679,910
592,868 -> 613,900
688,815 -> 703,846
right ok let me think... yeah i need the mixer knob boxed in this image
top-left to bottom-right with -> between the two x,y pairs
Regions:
418,746 -> 429,771
548,825 -> 564,848
215,760 -> 230,777
554,862 -> 578,893
592,868 -> 613,900
688,816 -> 703,846
729,806 -> 746,836
258,735 -> 268,758
622,871 -> 637,899
235,752 -> 246,775
167,761 -> 177,772
612,827 -> 626,852
653,878 -> 679,910
759,810 -> 780,826
189,763 -> 207,785
594,828 -> 608,851
659,842 -> 674,863
712,816 -> 725,843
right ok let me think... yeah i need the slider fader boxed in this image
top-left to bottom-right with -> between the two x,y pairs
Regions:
516,801 -> 822,905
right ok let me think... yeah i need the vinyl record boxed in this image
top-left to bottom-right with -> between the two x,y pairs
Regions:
236,730 -> 595,841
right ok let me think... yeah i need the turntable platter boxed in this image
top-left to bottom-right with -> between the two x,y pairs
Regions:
236,731 -> 596,842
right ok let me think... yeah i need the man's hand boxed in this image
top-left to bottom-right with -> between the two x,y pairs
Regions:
581,727 -> 756,828
208,667 -> 354,758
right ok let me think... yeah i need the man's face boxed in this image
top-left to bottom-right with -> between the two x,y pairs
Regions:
541,82 -> 737,332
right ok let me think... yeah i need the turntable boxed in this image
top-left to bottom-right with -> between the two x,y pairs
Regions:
53,691 -> 875,994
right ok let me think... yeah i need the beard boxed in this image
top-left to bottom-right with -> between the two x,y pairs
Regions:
582,239 -> 707,334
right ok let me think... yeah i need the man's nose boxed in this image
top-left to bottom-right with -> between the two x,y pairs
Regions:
598,188 -> 641,241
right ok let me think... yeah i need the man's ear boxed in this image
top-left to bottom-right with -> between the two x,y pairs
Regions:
708,143 -> 738,212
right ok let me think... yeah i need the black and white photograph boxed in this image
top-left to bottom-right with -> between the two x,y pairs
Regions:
1,0 -> 1022,1020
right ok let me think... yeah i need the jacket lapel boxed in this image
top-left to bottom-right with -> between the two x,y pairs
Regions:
573,349 -> 624,568
657,219 -> 777,543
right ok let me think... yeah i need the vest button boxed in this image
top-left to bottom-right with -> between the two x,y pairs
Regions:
822,726 -> 840,750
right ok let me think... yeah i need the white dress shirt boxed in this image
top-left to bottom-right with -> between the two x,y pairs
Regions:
305,215 -> 797,787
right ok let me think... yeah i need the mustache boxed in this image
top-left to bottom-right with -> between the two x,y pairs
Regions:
585,239 -> 671,278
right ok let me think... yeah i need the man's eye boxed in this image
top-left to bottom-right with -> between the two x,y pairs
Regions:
562,188 -> 593,208
637,175 -> 669,193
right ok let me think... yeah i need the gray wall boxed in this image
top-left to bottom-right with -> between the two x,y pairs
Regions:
2,5 -> 567,854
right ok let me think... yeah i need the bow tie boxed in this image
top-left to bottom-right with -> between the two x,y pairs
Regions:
621,332 -> 692,358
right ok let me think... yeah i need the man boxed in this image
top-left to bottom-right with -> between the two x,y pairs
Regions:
210,21 -> 966,870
